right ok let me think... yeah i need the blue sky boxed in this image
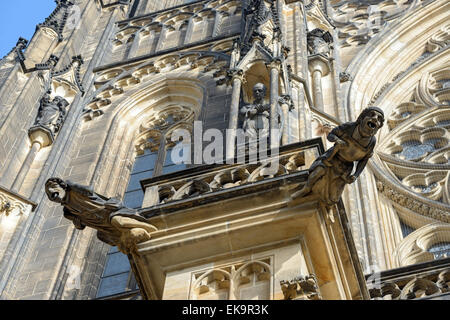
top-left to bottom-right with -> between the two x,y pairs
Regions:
0,0 -> 56,57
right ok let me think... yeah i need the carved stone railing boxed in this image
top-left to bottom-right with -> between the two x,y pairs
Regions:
367,258 -> 450,300
140,138 -> 324,210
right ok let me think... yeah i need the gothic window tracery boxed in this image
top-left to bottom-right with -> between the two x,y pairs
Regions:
96,103 -> 196,299
378,67 -> 450,206
190,258 -> 272,300
375,63 -> 450,266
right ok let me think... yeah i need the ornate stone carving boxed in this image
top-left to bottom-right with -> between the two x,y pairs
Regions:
45,178 -> 158,254
377,181 -> 450,224
278,94 -> 294,111
0,201 -> 12,216
393,223 -> 450,266
437,270 -> 450,292
32,92 -> 69,136
339,72 -> 352,83
51,55 -> 85,94
240,83 -> 271,140
241,0 -> 275,53
425,24 -> 450,53
371,65 -> 450,235
141,141 -> 312,207
190,259 -> 272,300
368,266 -> 450,300
291,107 -> 385,207
89,50 -> 230,119
329,0 -> 422,67
0,187 -> 36,223
280,274 -> 322,300
307,28 -> 333,57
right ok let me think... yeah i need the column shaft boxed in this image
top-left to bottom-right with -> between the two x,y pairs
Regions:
312,69 -> 324,111
270,66 -> 280,150
280,101 -> 290,146
226,76 -> 242,161
11,142 -> 42,192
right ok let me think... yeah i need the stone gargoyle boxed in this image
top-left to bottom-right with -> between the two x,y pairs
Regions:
45,178 -> 157,254
291,107 -> 385,207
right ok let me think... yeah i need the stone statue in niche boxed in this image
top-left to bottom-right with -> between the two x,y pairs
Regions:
307,28 -> 333,57
291,107 -> 385,207
240,83 -> 271,140
45,178 -> 157,254
34,91 -> 69,135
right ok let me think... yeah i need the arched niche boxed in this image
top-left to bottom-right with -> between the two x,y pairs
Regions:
241,61 -> 282,104
87,78 -> 205,199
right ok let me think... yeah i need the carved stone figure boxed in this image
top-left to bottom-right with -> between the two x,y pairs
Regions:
280,274 -> 321,300
34,93 -> 69,135
291,107 -> 385,206
45,178 -> 157,254
240,83 -> 270,140
307,28 -> 333,57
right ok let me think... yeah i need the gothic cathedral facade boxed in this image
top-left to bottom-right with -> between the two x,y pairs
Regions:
0,0 -> 448,300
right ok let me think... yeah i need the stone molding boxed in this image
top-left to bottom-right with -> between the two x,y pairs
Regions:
84,48 -> 231,120
0,186 -> 37,215
375,180 -> 449,224
393,222 -> 450,267
140,139 -> 323,209
190,259 -> 272,300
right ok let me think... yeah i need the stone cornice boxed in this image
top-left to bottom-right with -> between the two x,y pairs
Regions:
116,0 -> 206,24
93,33 -> 239,73
373,170 -> 450,224
97,0 -> 131,9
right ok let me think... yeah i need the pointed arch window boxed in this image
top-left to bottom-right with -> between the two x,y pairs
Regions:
96,104 -> 195,299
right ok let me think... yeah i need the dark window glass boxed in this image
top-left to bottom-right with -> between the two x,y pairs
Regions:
133,153 -> 158,174
127,170 -> 154,191
102,252 -> 131,277
123,190 -> 144,209
162,163 -> 187,174
428,242 -> 450,260
163,145 -> 188,173
96,273 -> 130,298
400,221 -> 415,238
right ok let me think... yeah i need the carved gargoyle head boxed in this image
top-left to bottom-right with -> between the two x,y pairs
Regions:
45,178 -> 68,203
357,106 -> 385,138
